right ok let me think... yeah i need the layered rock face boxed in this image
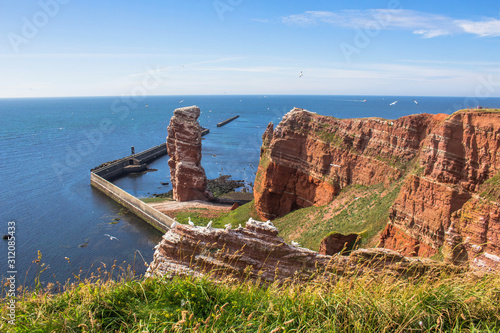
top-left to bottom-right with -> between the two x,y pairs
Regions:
146,220 -> 452,282
254,108 -> 500,270
380,111 -> 500,269
254,108 -> 445,220
167,106 -> 208,201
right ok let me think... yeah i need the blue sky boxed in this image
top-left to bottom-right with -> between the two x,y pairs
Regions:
1,0 -> 500,97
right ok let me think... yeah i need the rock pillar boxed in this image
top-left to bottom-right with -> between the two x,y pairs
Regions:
167,106 -> 208,202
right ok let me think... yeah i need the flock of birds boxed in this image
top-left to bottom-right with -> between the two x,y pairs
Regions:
165,217 -> 301,248
100,216 -> 303,255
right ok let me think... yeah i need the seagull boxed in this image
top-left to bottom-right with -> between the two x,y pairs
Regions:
171,220 -> 177,228
389,101 -> 398,106
104,234 -> 118,241
206,221 -> 212,229
225,223 -> 232,231
299,71 -> 303,78
291,241 -> 300,247
188,217 -> 195,226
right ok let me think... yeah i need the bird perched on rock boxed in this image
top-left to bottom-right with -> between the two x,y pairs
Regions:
188,217 -> 195,226
206,221 -> 212,229
291,241 -> 300,247
225,223 -> 232,231
171,220 -> 177,228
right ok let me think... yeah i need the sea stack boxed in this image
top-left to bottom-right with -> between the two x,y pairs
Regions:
167,106 -> 208,201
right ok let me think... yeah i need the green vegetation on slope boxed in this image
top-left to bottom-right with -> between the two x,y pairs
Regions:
273,182 -> 402,251
479,170 -> 500,202
173,201 -> 260,230
2,270 -> 499,332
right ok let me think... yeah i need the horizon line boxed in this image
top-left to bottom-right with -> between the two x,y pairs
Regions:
1,93 -> 499,100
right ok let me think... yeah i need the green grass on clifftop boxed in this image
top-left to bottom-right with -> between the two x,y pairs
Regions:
173,201 -> 260,230
2,270 -> 499,332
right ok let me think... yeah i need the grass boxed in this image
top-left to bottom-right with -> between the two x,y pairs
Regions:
273,182 -> 402,251
479,170 -> 500,202
2,266 -> 500,332
140,197 -> 174,204
172,201 -> 261,230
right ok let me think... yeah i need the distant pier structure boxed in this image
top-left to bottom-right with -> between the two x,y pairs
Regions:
217,115 -> 239,127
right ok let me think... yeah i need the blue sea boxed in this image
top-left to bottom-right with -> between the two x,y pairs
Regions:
1,95 -> 499,286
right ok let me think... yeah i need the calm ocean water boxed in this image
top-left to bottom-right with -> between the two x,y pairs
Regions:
1,95 -> 499,286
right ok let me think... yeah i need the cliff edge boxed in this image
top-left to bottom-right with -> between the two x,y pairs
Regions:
254,108 -> 500,270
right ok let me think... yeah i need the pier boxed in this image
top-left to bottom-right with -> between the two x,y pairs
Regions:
90,143 -> 173,232
217,115 -> 239,127
92,144 -> 167,180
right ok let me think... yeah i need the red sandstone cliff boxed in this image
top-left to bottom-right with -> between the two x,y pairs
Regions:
167,106 -> 208,202
380,110 -> 500,269
254,108 -> 500,270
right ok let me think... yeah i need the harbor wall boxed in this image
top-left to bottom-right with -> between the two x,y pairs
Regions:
93,143 -> 168,180
217,115 -> 239,127
90,172 -> 172,233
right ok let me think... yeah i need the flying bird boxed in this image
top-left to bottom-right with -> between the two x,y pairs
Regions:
299,71 -> 303,78
104,234 -> 118,241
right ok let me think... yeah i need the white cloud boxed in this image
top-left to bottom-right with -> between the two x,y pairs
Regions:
455,18 -> 500,37
281,9 -> 500,38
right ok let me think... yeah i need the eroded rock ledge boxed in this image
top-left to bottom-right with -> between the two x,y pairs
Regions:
146,220 -> 456,283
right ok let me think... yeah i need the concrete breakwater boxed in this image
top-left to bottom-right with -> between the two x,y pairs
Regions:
90,143 -> 173,233
91,173 -> 172,232
92,143 -> 168,180
217,115 -> 239,127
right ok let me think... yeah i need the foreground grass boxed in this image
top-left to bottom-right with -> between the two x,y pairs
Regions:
2,270 -> 500,332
